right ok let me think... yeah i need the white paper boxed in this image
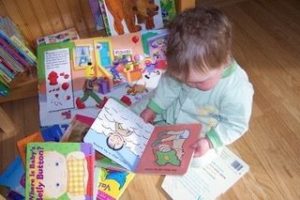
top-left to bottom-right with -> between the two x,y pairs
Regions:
162,147 -> 249,200
45,48 -> 74,112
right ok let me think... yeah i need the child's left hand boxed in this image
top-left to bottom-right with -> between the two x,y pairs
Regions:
192,137 -> 211,157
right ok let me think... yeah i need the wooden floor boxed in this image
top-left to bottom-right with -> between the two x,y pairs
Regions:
1,0 -> 300,199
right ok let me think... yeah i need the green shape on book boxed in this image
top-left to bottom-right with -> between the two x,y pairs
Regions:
155,150 -> 180,166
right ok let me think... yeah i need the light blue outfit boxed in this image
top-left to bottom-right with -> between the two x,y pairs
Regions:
132,60 -> 254,148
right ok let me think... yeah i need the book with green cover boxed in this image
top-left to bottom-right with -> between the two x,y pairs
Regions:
25,142 -> 95,199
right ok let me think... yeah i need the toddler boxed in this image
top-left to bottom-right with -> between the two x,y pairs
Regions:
132,7 -> 254,166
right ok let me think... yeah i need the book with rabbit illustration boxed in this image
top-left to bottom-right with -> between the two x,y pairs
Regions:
25,142 -> 95,199
84,98 -> 200,175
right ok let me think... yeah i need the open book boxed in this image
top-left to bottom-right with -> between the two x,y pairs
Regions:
84,98 -> 200,175
162,147 -> 249,200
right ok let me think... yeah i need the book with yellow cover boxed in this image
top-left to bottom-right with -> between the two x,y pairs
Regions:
95,167 -> 135,200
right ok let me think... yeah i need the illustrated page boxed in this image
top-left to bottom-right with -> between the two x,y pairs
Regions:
136,124 -> 200,175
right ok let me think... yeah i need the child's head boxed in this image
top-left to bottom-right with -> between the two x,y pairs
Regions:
166,7 -> 232,90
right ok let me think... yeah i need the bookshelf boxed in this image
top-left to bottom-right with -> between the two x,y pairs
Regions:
0,0 -> 195,135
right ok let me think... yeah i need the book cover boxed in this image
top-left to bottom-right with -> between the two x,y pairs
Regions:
160,0 -> 177,25
161,147 -> 250,200
95,167 -> 135,200
37,32 -> 163,131
100,0 -> 164,36
25,142 -> 95,199
84,98 -> 200,175
17,132 -> 44,164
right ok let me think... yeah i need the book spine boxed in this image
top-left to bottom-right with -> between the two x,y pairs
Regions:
89,0 -> 104,30
10,35 -> 36,62
0,31 -> 35,67
0,70 -> 12,84
0,62 -> 15,79
98,0 -> 111,35
0,81 -> 9,96
0,37 -> 31,69
0,55 -> 17,74
0,48 -> 25,72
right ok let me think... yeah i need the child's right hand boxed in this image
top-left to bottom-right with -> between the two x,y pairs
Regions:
140,108 -> 156,123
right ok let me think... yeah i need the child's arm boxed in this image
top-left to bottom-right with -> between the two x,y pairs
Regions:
206,82 -> 254,148
147,74 -> 182,114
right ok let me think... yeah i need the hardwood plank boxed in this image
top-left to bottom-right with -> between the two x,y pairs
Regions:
29,0 -> 55,35
55,0 -> 75,30
41,0 -> 65,33
13,0 -> 43,44
0,0 -> 8,16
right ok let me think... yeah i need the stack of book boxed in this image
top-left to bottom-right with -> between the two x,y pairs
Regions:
89,0 -> 177,36
0,17 -> 36,96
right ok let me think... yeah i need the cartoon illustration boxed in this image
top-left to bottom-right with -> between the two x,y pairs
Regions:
76,65 -> 105,109
104,0 -> 159,35
152,129 -> 190,166
107,122 -> 134,151
75,46 -> 92,67
43,151 -> 88,199
126,83 -> 148,96
104,170 -> 129,190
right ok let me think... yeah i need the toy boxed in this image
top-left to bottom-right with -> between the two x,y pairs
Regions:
120,95 -> 132,106
126,83 -> 148,96
76,66 -> 104,109
104,0 -> 159,35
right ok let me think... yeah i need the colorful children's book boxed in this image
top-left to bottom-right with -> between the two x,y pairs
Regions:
160,0 -> 177,25
84,98 -> 200,175
25,142 -> 95,199
0,156 -> 25,197
162,147 -> 250,200
95,167 -> 135,200
61,114 -> 126,171
99,0 -> 164,36
17,132 -> 44,164
37,32 -> 164,131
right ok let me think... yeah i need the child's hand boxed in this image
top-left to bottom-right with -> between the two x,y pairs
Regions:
140,108 -> 156,123
192,137 -> 211,157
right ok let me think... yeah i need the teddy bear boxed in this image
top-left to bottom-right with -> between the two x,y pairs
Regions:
104,0 -> 159,35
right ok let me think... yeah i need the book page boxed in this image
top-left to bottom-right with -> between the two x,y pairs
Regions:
84,98 -> 154,171
44,48 -> 74,112
162,147 -> 249,200
136,124 -> 200,175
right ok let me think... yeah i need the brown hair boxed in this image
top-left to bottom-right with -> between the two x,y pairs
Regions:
166,7 -> 232,80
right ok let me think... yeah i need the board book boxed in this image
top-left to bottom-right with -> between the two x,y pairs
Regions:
37,31 -> 167,131
94,167 -> 135,200
61,114 -> 126,171
25,142 -> 95,199
17,132 -> 44,164
84,98 -> 200,175
162,147 -> 249,200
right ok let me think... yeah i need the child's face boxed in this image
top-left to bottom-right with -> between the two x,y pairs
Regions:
184,67 -> 223,91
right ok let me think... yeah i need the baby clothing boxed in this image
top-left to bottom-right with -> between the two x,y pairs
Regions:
132,60 -> 254,149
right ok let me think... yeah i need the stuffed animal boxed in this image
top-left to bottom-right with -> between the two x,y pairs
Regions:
105,0 -> 159,35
